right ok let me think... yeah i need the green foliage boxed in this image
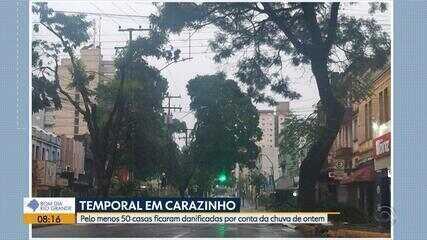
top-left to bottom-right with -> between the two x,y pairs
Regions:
188,72 -> 262,182
96,52 -> 169,179
33,3 -> 91,49
31,40 -> 61,113
166,147 -> 195,196
110,179 -> 138,197
32,3 -> 186,195
32,3 -> 93,112
279,111 -> 322,177
152,3 -> 390,105
169,119 -> 187,134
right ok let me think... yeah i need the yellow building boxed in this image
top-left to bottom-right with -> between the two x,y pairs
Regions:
325,65 -> 391,218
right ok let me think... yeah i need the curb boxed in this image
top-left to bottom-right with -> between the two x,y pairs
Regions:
327,229 -> 391,238
295,224 -> 391,238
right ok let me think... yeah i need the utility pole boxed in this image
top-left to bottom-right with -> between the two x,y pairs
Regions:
178,128 -> 193,146
118,26 -> 151,49
162,95 -> 182,125
115,26 -> 151,52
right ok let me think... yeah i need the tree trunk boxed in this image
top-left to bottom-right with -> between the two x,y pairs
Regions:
178,187 -> 186,197
96,177 -> 111,197
93,154 -> 114,197
297,55 -> 345,210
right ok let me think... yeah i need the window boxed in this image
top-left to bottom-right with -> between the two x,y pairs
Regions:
379,87 -> 390,124
35,145 -> 40,161
353,117 -> 358,141
347,125 -> 352,147
364,101 -> 373,140
345,126 -> 348,147
384,87 -> 390,122
74,125 -> 79,135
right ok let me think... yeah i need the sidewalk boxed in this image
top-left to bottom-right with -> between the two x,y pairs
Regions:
296,224 -> 391,238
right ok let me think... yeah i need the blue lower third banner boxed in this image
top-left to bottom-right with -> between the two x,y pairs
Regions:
76,197 -> 241,212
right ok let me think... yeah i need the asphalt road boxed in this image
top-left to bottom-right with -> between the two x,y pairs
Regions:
32,223 -> 303,238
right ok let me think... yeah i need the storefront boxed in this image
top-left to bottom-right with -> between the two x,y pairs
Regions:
373,131 -> 391,225
341,158 -> 376,216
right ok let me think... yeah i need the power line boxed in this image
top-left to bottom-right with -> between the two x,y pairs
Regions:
111,2 -> 139,25
90,2 -> 121,27
125,2 -> 141,16
54,10 -> 149,19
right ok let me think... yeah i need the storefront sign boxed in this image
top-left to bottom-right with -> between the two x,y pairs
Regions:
374,132 -> 391,159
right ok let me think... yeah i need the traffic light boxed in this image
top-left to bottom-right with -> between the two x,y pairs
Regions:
218,173 -> 227,183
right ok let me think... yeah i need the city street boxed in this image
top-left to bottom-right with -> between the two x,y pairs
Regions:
32,223 -> 303,238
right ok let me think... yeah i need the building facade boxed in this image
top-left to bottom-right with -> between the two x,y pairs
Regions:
324,65 -> 391,219
257,102 -> 289,188
32,107 -> 55,132
54,47 -> 115,137
59,135 -> 85,179
32,127 -> 64,196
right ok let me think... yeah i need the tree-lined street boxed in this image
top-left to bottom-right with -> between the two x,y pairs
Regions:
31,2 -> 391,238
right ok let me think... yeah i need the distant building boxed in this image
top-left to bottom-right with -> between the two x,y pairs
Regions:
257,102 -> 290,188
59,135 -> 91,196
32,127 -> 63,196
54,47 -> 115,137
59,135 -> 85,179
32,107 -> 55,132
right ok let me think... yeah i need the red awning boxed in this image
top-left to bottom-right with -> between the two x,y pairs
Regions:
341,167 -> 375,184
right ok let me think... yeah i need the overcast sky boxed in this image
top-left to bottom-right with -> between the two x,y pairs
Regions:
33,1 -> 391,145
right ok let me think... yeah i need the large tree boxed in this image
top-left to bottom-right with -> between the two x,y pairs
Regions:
151,2 -> 390,208
32,3 -> 179,196
187,72 -> 262,194
279,111 -> 321,179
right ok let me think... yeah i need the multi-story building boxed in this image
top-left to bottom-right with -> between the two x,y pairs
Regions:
371,66 -> 391,217
59,135 -> 85,179
54,46 -> 115,137
317,107 -> 353,204
324,64 -> 391,219
32,127 -> 63,196
257,102 -> 289,188
58,135 -> 90,196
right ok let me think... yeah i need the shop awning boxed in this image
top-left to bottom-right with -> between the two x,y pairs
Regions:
341,167 -> 375,184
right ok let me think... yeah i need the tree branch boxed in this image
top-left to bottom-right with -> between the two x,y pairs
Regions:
40,21 -> 94,117
325,3 -> 340,52
301,3 -> 323,48
261,3 -> 309,56
51,57 -> 87,117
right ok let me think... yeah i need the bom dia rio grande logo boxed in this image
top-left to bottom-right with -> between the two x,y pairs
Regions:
26,199 -> 40,212
24,198 -> 75,213
23,198 -> 76,225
